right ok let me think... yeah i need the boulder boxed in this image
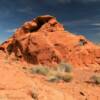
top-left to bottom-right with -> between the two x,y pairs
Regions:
0,15 -> 100,67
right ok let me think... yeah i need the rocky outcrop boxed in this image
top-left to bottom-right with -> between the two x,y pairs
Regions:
0,15 -> 100,67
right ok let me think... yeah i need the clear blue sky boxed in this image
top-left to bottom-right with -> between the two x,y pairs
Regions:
0,0 -> 100,43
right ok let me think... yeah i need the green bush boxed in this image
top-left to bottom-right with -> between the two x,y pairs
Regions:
31,65 -> 49,76
91,75 -> 100,84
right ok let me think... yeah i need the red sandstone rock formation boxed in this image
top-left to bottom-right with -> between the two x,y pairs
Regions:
0,15 -> 100,67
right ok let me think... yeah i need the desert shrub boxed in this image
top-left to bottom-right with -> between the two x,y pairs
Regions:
30,62 -> 73,83
57,62 -> 72,73
47,69 -> 58,76
30,65 -> 49,76
47,71 -> 73,82
91,75 -> 100,84
47,70 -> 60,82
47,76 -> 60,82
59,73 -> 73,82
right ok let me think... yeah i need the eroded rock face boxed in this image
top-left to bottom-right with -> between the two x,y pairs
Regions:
0,15 -> 100,67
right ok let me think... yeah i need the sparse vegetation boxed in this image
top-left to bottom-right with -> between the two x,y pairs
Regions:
57,61 -> 72,73
30,62 -> 73,83
47,71 -> 73,82
57,72 -> 73,82
30,65 -> 49,75
91,75 -> 100,84
47,75 -> 60,82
